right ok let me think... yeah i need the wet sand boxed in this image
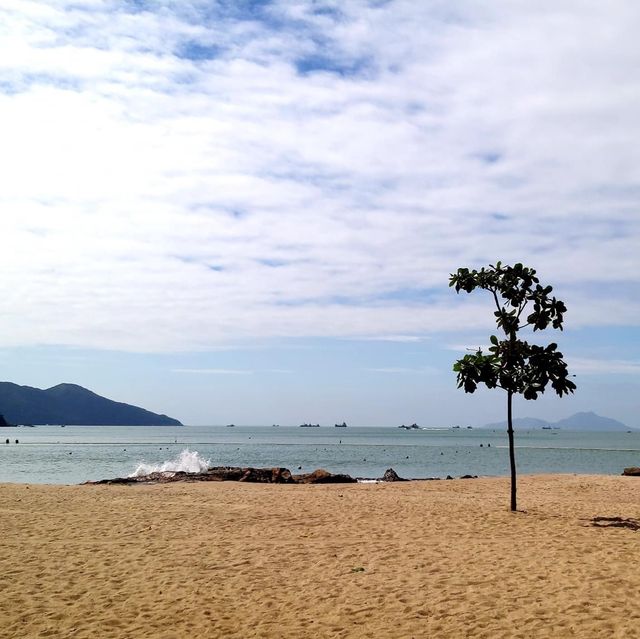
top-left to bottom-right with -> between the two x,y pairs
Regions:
1,474 -> 639,638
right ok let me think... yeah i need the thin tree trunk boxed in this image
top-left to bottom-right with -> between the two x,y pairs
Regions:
506,389 -> 517,511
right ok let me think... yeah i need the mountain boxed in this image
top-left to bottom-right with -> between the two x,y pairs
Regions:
482,417 -> 550,430
552,411 -> 630,432
0,382 -> 182,426
480,411 -> 632,431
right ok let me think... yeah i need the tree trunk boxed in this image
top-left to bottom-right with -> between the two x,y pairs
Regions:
506,389 -> 517,511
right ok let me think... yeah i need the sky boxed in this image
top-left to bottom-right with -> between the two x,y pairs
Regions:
1,0 -> 639,427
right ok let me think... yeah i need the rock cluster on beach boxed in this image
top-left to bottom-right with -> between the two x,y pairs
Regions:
84,466 -> 477,485
86,466 -> 358,485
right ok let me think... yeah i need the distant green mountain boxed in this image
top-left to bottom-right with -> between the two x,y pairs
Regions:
0,382 -> 182,426
481,411 -> 632,431
552,411 -> 630,432
482,417 -> 550,430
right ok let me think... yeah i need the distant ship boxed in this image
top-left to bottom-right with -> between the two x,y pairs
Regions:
226,424 -> 235,428
299,423 -> 320,427
398,423 -> 420,430
334,422 -> 347,428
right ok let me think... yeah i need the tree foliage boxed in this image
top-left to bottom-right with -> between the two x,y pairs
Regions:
449,262 -> 576,510
450,262 -> 576,400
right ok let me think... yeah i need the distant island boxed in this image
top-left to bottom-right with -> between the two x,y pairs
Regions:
480,411 -> 633,432
0,382 -> 182,426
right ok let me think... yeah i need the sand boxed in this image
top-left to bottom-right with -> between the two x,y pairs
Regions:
1,474 -> 639,638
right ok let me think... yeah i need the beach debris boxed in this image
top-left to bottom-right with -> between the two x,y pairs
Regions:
350,566 -> 365,573
590,516 -> 640,531
622,467 -> 640,476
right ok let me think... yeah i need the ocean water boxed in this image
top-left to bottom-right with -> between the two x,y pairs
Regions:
1,425 -> 639,485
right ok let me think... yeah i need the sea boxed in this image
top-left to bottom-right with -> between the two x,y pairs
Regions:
1,425 -> 639,485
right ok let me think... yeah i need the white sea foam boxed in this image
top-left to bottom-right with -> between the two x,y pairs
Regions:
129,449 -> 210,477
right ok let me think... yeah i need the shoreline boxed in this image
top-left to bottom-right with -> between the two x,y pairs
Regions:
2,474 -> 640,638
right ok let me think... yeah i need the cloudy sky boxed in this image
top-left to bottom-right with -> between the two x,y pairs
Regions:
1,0 -> 639,426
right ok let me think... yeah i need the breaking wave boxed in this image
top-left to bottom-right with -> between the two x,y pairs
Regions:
129,449 -> 211,477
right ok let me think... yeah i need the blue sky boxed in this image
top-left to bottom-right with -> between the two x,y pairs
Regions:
0,0 -> 639,426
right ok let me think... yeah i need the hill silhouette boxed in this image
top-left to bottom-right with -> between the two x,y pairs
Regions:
0,382 -> 181,426
481,411 -> 631,431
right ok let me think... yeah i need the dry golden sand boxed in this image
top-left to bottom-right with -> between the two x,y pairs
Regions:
1,475 -> 640,638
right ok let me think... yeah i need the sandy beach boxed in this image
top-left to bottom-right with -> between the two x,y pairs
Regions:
1,474 -> 639,638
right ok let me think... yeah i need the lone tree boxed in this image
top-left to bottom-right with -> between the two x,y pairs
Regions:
449,262 -> 576,511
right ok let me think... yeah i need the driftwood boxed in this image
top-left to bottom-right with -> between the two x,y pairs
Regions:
590,516 -> 640,531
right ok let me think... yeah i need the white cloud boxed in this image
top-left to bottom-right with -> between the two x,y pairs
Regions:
0,1 -> 639,352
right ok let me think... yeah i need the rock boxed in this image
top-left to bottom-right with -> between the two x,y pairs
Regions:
238,467 -> 294,483
86,466 -> 355,485
292,469 -> 357,484
381,468 -> 407,482
460,474 -> 478,479
85,471 -> 182,485
622,467 -> 640,476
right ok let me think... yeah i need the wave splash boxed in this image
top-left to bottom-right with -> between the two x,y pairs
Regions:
129,449 -> 211,478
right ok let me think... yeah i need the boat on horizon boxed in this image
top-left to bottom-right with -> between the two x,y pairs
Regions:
334,422 -> 347,428
299,423 -> 320,428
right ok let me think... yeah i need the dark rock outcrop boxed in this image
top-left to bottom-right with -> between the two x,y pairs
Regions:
215,466 -> 294,483
381,468 -> 407,482
622,467 -> 640,476
293,468 -> 357,484
85,466 -> 355,485
84,465 -> 481,486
